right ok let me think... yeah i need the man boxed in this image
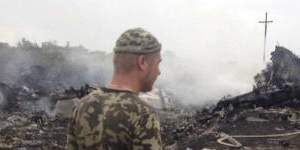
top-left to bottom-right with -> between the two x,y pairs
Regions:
67,28 -> 162,150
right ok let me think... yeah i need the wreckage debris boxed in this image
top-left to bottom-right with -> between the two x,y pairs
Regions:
160,46 -> 300,149
0,81 -> 95,149
2,46 -> 300,149
0,111 -> 69,149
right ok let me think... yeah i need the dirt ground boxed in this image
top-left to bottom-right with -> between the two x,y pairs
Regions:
1,107 -> 300,150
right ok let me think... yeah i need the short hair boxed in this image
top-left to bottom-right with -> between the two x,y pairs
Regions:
113,53 -> 139,74
113,52 -> 159,74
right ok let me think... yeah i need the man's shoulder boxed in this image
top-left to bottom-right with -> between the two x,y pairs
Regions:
77,88 -> 103,104
77,88 -> 145,109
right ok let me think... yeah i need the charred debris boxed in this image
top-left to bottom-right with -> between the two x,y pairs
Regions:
215,46 -> 300,112
0,40 -> 111,149
1,41 -> 300,149
163,46 -> 300,150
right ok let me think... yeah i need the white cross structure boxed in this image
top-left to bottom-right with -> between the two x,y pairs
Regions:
259,12 -> 273,63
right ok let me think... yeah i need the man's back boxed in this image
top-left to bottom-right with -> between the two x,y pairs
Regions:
67,88 -> 162,150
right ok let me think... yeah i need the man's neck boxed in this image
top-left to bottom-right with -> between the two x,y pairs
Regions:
108,74 -> 141,93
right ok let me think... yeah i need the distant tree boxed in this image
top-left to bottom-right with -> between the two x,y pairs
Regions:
17,38 -> 39,50
41,41 -> 60,50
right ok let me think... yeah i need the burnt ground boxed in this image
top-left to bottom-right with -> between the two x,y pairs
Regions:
0,112 -> 69,150
2,105 -> 300,150
2,76 -> 300,149
182,108 -> 300,150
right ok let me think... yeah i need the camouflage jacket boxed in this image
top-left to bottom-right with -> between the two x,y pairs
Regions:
67,88 -> 162,150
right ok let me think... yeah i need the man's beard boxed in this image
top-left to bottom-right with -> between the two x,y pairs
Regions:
140,71 -> 155,92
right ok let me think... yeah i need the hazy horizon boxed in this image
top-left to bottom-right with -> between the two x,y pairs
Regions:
1,0 -> 300,103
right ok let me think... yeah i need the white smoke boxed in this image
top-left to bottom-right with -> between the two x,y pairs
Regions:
157,50 -> 265,105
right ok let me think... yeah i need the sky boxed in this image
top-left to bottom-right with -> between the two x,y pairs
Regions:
1,0 -> 300,103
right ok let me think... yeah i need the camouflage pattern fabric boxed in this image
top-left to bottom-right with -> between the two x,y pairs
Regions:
67,88 -> 162,150
114,28 -> 161,54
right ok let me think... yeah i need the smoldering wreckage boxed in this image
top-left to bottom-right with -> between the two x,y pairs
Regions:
1,43 -> 300,150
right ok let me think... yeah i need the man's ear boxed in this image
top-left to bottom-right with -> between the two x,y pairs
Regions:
137,55 -> 148,71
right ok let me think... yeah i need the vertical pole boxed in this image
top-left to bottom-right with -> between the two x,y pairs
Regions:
263,12 -> 268,63
259,12 -> 273,63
